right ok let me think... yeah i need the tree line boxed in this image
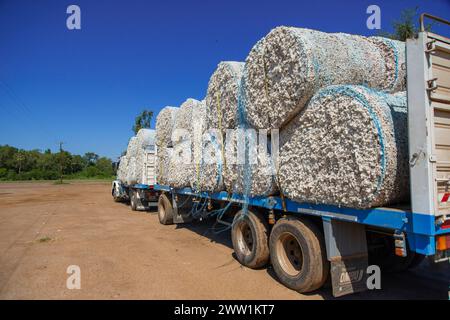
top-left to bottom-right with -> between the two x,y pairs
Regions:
0,145 -> 115,181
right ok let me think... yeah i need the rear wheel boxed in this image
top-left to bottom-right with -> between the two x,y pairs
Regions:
112,184 -> 121,202
130,190 -> 138,211
158,194 -> 174,225
231,209 -> 270,269
269,217 -> 329,293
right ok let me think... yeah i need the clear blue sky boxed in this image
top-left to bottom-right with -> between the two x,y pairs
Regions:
0,0 -> 449,160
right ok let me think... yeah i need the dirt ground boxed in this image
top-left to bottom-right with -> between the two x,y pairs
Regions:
0,181 -> 448,300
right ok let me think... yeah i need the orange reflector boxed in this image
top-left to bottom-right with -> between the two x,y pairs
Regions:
395,247 -> 405,257
436,235 -> 450,251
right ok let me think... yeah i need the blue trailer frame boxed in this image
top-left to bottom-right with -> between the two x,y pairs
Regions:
154,184 -> 450,256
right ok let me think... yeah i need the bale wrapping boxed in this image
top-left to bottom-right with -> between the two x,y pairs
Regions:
279,85 -> 409,208
124,137 -> 138,185
244,27 -> 406,129
156,106 -> 178,147
116,155 -> 128,182
195,129 -> 225,192
224,128 -> 278,196
156,147 -> 173,186
205,61 -> 245,131
168,98 -> 207,189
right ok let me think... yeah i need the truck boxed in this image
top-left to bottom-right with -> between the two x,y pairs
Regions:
112,131 -> 161,211
122,14 -> 450,297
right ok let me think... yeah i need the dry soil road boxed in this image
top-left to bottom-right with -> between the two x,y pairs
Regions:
0,182 -> 448,299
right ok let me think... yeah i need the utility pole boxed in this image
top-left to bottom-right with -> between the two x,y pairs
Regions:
59,142 -> 64,184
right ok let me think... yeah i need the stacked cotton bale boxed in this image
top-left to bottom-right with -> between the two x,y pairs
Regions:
156,106 -> 178,147
195,128 -> 225,192
155,106 -> 178,185
279,85 -> 409,209
244,27 -> 406,129
124,137 -> 138,185
156,147 -> 173,185
224,128 -> 278,197
369,37 -> 406,92
205,61 -> 245,131
116,155 -> 128,182
167,98 -> 206,189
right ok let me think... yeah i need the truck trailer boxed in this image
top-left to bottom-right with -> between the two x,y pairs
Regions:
116,15 -> 450,297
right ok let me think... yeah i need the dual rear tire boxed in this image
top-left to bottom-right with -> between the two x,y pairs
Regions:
157,194 -> 329,293
231,209 -> 270,269
231,211 -> 329,293
269,217 -> 329,293
158,194 -> 174,225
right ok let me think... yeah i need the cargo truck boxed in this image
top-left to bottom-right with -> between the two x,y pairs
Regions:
122,15 -> 450,297
112,134 -> 161,211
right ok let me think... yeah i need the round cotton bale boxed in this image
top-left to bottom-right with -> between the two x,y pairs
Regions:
156,147 -> 173,186
194,129 -> 225,192
116,155 -> 128,182
244,26 -> 406,129
205,61 -> 245,131
279,85 -> 409,209
156,106 -> 178,147
124,137 -> 138,185
167,138 -> 193,188
168,98 -> 206,189
224,128 -> 278,197
368,37 -> 406,92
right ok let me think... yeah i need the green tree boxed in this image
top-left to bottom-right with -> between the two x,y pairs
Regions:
83,152 -> 99,166
95,157 -> 114,177
71,155 -> 85,173
0,144 -> 115,181
14,151 -> 26,174
378,7 -> 432,41
132,110 -> 153,134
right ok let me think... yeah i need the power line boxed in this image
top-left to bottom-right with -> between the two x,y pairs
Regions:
0,78 -> 56,142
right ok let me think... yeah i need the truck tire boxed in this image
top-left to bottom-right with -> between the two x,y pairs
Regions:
269,217 -> 329,293
130,190 -> 138,211
158,194 -> 174,225
231,209 -> 270,269
112,184 -> 121,202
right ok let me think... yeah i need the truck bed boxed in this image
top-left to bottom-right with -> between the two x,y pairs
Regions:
154,184 -> 449,256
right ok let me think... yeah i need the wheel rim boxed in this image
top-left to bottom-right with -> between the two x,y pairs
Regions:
276,232 -> 303,277
236,219 -> 254,256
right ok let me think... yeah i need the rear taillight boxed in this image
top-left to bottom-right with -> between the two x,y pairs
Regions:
436,235 -> 450,251
441,219 -> 450,229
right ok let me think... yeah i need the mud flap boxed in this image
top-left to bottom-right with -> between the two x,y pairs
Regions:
172,193 -> 192,224
323,218 -> 369,297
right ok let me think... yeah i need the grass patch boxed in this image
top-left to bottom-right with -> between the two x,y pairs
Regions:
53,180 -> 70,185
37,236 -> 52,243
